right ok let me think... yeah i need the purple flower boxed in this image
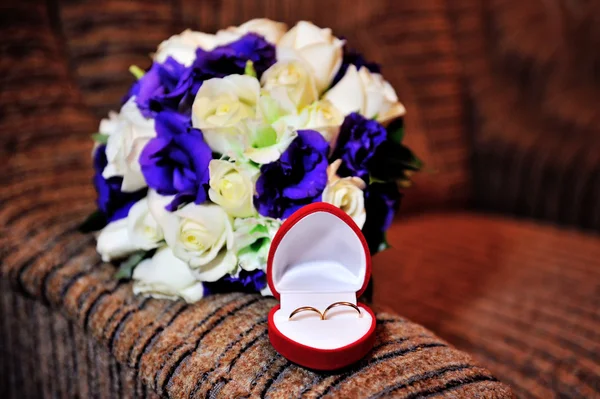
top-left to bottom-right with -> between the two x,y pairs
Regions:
331,47 -> 381,88
140,111 -> 212,211
196,32 -> 275,78
168,33 -> 276,110
93,145 -> 146,222
254,130 -> 329,219
331,112 -> 387,181
124,57 -> 189,117
203,270 -> 267,295
362,183 -> 401,253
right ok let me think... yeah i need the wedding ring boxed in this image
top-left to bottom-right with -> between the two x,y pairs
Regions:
289,306 -> 324,320
322,302 -> 361,320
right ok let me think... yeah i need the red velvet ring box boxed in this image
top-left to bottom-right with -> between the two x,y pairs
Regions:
267,202 -> 376,370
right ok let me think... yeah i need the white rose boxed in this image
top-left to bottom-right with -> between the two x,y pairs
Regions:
278,21 -> 344,93
96,197 -> 164,261
325,65 -> 406,124
132,247 -> 204,303
154,29 -> 219,66
191,75 -> 260,155
240,120 -> 297,164
127,198 -> 164,250
171,203 -> 237,281
282,99 -> 343,145
322,160 -> 367,229
208,160 -> 259,217
99,111 -> 120,136
147,191 -> 237,282
216,18 -> 287,45
96,218 -> 138,262
257,86 -> 297,124
261,60 -> 318,109
233,216 -> 281,271
102,97 -> 156,192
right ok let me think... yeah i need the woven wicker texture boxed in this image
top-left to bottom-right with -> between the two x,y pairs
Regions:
0,280 -> 162,399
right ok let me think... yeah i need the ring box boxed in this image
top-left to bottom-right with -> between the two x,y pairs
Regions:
267,202 -> 376,370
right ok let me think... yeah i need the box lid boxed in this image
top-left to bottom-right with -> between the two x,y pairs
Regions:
267,202 -> 371,300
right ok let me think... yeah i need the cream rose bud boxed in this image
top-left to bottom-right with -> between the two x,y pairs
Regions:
132,247 -> 204,303
96,219 -> 138,262
192,75 -> 260,155
208,160 -> 259,217
102,97 -> 156,192
217,18 -> 288,45
322,160 -> 367,229
261,60 -> 318,109
154,29 -> 219,66
325,65 -> 406,125
127,198 -> 164,250
154,199 -> 237,282
278,21 -> 344,93
283,100 -> 343,145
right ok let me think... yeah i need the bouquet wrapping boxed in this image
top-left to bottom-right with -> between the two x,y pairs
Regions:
82,19 -> 421,302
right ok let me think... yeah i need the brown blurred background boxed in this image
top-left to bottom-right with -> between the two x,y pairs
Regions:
2,0 -> 600,398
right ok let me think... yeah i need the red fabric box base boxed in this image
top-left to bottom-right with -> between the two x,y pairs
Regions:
266,203 -> 376,370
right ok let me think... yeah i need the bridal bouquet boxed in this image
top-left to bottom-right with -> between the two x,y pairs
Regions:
82,19 -> 421,302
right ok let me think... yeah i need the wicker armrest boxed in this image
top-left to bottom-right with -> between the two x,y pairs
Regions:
0,280 -> 515,398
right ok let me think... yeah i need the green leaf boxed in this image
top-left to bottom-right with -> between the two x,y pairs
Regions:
249,224 -> 269,236
129,65 -> 146,80
237,237 -> 268,258
92,133 -> 109,144
368,140 -> 423,182
237,246 -> 254,258
244,60 -> 257,78
368,175 -> 387,185
411,152 -> 424,169
114,251 -> 146,280
387,118 -> 404,143
377,235 -> 391,253
250,237 -> 267,252
78,210 -> 108,233
248,160 -> 261,169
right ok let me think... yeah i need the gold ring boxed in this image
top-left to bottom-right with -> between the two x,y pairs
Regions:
322,302 -> 361,320
289,306 -> 324,320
